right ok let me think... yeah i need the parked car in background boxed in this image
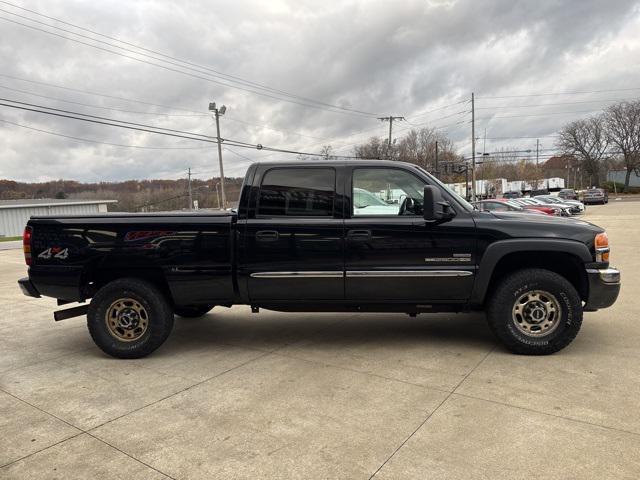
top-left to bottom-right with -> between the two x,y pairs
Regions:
353,187 -> 399,216
534,195 -> 585,214
502,191 -> 522,199
475,199 -> 546,215
558,189 -> 578,200
583,188 -> 609,205
530,189 -> 549,197
506,198 -> 559,216
519,197 -> 574,216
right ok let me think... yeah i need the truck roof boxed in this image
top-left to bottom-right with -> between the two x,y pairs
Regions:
251,159 -> 424,169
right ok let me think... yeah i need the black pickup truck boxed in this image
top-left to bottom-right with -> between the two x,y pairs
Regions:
18,160 -> 620,358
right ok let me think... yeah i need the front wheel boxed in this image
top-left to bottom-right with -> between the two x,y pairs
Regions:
487,268 -> 583,355
87,278 -> 174,358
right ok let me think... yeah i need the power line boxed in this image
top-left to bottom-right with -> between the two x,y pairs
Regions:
405,98 -> 469,119
0,73 -> 205,114
0,8 -> 381,118
478,87 -> 640,99
483,135 -> 559,139
0,74 -> 350,143
477,97 -> 639,110
0,97 -> 235,142
0,1 -> 381,117
0,99 -> 254,146
0,97 -> 370,159
0,117 -> 216,149
404,108 -> 471,127
0,83 -> 208,117
476,109 -> 604,121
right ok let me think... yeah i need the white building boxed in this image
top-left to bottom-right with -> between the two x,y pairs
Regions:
0,199 -> 117,237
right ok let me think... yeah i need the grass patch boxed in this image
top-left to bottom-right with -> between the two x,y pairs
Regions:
0,236 -> 21,242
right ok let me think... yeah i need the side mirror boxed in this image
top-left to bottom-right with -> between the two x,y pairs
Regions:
423,185 -> 454,221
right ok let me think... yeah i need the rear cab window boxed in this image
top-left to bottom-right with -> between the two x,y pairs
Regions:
257,167 -> 335,217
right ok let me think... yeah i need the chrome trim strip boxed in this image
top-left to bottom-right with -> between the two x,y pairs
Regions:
250,271 -> 343,279
251,270 -> 475,279
346,270 -> 473,278
424,257 -> 471,263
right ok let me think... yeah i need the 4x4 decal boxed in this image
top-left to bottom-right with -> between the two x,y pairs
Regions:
38,247 -> 69,260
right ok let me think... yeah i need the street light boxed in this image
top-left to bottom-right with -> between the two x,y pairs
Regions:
209,102 -> 227,209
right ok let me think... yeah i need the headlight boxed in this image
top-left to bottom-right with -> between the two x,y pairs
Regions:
595,232 -> 610,262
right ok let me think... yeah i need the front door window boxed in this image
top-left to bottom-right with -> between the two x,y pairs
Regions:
352,168 -> 425,216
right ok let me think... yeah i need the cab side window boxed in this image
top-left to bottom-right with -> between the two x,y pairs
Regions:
352,168 -> 425,216
258,168 -> 335,216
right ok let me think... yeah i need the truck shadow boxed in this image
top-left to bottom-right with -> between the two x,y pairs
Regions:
167,310 -> 496,353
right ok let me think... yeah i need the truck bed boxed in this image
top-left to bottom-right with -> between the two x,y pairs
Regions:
27,211 -> 237,305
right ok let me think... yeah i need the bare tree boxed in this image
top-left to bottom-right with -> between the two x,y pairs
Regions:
604,101 -> 640,192
557,115 -> 609,187
354,136 -> 387,160
320,145 -> 334,160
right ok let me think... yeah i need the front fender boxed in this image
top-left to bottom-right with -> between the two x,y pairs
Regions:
470,238 -> 592,305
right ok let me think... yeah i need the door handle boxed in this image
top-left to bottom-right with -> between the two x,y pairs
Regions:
256,230 -> 279,242
347,229 -> 371,241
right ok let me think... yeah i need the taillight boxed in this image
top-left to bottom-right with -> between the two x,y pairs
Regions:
23,226 -> 32,266
595,232 -> 610,263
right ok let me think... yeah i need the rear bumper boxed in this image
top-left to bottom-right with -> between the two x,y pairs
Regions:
18,277 -> 41,298
584,268 -> 620,311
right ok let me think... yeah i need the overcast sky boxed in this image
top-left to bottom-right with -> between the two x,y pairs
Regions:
1,0 -> 639,182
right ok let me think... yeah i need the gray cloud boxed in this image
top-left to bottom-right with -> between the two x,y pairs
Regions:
0,0 -> 639,181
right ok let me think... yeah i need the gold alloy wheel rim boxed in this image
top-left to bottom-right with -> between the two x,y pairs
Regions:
105,298 -> 149,342
511,290 -> 562,337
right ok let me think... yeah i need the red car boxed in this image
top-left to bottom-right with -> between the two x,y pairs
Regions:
475,199 -> 546,215
497,198 -> 558,215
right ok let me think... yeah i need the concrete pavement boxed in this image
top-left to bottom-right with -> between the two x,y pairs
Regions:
1,202 -> 639,479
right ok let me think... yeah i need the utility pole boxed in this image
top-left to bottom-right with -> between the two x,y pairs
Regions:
471,92 -> 476,202
187,167 -> 193,211
434,140 -> 439,175
214,182 -> 220,209
536,138 -> 540,167
378,116 -> 405,159
209,102 -> 227,209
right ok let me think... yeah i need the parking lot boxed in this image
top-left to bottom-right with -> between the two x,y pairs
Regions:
1,201 -> 639,479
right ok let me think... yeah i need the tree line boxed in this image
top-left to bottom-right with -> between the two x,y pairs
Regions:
0,177 -> 245,211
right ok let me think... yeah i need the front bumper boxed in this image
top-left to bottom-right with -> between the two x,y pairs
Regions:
18,277 -> 41,298
584,268 -> 620,311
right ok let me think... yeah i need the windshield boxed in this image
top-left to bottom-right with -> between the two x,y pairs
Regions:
505,200 -> 524,210
415,166 -> 474,212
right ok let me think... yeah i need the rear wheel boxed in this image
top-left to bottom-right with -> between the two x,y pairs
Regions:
174,305 -> 215,318
487,268 -> 582,355
87,278 -> 174,358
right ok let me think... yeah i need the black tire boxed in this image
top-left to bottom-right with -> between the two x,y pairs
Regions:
87,278 -> 174,359
174,305 -> 215,318
487,268 -> 583,355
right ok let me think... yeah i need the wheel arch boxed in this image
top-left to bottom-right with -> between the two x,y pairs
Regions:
471,239 -> 592,306
85,267 -> 174,306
